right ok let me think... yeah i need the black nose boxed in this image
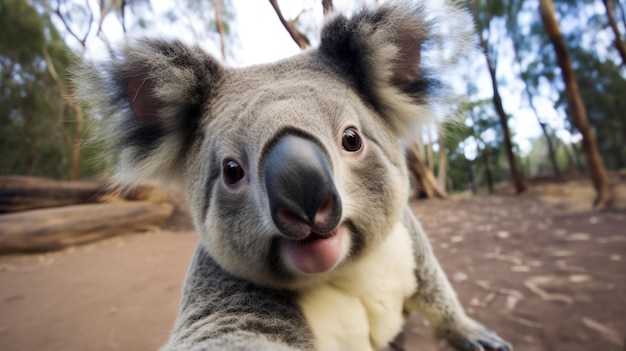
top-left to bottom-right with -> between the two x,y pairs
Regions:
263,135 -> 342,240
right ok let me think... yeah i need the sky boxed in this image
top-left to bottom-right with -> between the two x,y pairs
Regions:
54,0 -> 585,159
234,1 -> 313,65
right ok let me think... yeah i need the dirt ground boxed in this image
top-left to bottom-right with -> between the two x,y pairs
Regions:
1,182 -> 625,351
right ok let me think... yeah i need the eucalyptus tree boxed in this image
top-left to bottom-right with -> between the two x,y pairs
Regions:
603,0 -> 626,66
0,0 -> 88,178
30,0 -> 236,178
540,0 -> 614,208
568,47 -> 626,170
470,0 -> 526,193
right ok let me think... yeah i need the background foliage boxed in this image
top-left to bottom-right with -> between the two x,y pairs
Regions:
1,0 -> 624,196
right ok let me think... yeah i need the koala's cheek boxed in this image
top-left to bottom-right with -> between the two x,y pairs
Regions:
198,192 -> 267,276
341,152 -> 405,248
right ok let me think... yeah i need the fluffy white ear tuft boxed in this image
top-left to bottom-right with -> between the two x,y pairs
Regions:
318,1 -> 474,136
75,39 -> 223,185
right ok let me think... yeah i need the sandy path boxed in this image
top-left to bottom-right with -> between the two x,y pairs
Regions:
0,231 -> 197,351
1,194 -> 625,351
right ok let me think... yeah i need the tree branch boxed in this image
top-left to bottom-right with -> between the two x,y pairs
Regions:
41,0 -> 94,48
603,0 -> 626,66
322,0 -> 334,15
268,0 -> 310,49
96,0 -> 110,41
213,0 -> 227,61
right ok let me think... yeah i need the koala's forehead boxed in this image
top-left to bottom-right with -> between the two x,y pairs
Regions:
205,56 -> 367,145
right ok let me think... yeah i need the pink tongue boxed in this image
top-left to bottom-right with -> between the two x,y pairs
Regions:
284,230 -> 343,274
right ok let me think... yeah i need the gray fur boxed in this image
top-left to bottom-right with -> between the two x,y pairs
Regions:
163,247 -> 314,350
77,2 -> 511,350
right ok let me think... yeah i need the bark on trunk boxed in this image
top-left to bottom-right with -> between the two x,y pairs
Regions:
540,0 -> 614,208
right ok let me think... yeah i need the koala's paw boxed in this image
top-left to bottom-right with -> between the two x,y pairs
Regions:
437,318 -> 512,351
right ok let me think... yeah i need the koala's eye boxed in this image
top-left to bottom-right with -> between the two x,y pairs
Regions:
223,160 -> 244,184
342,127 -> 362,152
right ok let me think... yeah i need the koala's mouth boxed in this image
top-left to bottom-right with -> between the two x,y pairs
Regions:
282,227 -> 344,275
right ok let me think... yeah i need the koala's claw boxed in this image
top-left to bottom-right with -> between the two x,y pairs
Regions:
472,337 -> 512,351
453,334 -> 511,351
439,321 -> 512,351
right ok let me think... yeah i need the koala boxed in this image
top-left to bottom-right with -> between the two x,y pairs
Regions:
77,2 -> 512,351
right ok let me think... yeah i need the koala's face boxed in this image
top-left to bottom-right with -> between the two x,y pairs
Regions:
183,59 -> 409,288
78,4 -> 470,289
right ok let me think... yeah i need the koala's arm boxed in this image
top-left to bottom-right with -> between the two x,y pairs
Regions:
403,208 -> 512,351
161,247 -> 314,351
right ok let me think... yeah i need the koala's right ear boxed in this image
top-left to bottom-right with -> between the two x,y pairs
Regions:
76,39 -> 223,184
317,2 -> 472,136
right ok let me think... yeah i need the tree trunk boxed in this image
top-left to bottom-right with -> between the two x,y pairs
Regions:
540,0 -> 614,208
437,133 -> 448,191
482,147 -> 494,194
603,0 -> 626,67
537,121 -> 560,179
406,139 -> 446,199
473,12 -> 526,194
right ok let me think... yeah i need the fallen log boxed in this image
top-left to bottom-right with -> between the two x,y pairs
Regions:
0,176 -> 109,212
0,176 -> 159,213
0,201 -> 173,254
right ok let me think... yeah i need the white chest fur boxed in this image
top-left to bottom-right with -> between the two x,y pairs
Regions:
297,223 -> 417,351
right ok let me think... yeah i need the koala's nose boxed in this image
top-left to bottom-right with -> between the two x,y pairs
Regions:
263,135 -> 342,240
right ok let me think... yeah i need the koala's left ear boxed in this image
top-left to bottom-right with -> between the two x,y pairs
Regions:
318,2 -> 472,135
76,39 -> 223,184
